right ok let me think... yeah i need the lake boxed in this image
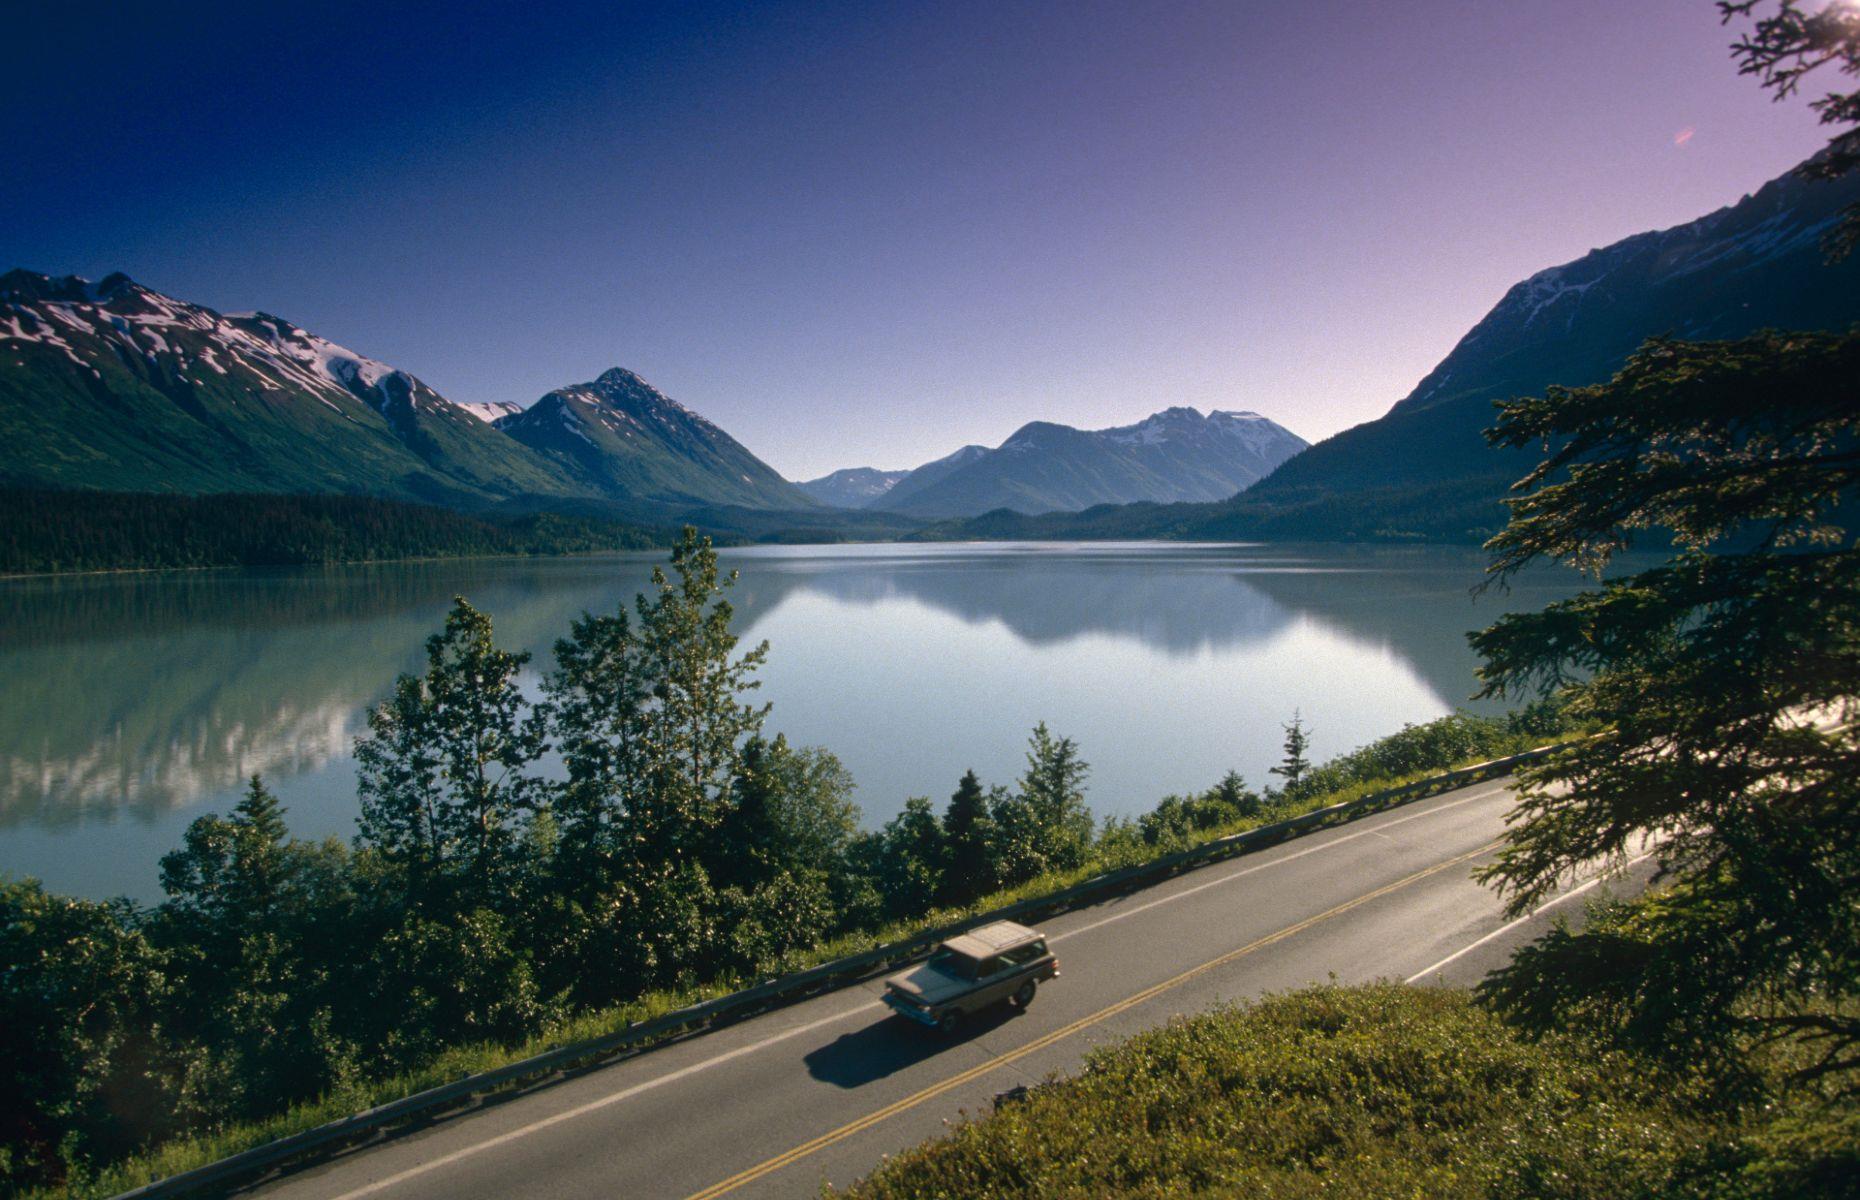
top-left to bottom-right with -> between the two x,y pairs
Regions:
0,542 -> 1579,902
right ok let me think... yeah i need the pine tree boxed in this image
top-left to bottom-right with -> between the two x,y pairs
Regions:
1723,0 -> 1860,257
1270,711 -> 1312,790
940,768 -> 996,905
992,723 -> 1094,884
1472,329 -> 1860,1078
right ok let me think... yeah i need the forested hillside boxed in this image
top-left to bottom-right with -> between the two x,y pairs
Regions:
0,490 -> 663,575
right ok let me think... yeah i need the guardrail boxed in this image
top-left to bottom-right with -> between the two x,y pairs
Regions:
111,744 -> 1558,1200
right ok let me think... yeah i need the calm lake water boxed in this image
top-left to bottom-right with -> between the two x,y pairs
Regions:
0,542 -> 1579,902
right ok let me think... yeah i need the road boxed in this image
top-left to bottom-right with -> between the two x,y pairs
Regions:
250,776 -> 1655,1200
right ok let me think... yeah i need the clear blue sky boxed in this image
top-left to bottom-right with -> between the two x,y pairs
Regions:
0,1 -> 1832,479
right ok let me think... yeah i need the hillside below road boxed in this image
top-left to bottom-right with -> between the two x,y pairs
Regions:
250,778 -> 1656,1200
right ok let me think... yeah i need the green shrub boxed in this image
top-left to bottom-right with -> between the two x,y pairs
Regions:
840,983 -> 1852,1200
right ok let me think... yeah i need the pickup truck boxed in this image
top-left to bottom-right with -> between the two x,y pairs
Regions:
882,920 -> 1059,1032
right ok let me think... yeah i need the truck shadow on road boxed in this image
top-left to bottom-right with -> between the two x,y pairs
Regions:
804,1005 -> 1025,1088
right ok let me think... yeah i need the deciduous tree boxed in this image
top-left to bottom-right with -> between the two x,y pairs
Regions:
355,598 -> 545,904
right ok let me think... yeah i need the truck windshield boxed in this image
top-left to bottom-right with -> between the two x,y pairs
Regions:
928,948 -> 982,980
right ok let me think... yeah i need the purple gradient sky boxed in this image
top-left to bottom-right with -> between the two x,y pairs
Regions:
0,1 -> 1833,479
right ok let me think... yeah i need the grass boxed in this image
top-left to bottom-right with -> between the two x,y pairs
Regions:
835,983 -> 1859,1199
43,738 -> 1550,1200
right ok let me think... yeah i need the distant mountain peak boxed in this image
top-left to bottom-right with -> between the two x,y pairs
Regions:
873,408 -> 1307,518
794,465 -> 912,508
495,367 -> 811,508
595,366 -> 655,390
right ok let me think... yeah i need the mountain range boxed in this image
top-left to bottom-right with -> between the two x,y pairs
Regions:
798,410 -> 1306,519
920,160 -> 1860,542
0,271 -> 813,513
8,160 -> 1854,549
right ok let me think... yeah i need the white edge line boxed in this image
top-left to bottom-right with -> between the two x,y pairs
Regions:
1403,849 -> 1658,984
1053,784 -> 1509,943
326,1001 -> 883,1200
323,782 -> 1516,1199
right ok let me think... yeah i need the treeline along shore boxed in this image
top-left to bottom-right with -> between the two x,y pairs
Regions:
0,528 -> 1567,1196
0,489 -> 668,576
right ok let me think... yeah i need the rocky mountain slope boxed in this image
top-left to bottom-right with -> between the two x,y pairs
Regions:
873,409 -> 1307,519
1238,162 -> 1860,536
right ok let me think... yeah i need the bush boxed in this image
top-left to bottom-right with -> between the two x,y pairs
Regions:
839,983 -> 1851,1200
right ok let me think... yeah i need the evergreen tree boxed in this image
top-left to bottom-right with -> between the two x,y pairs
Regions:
1209,770 -> 1264,821
1723,0 -> 1860,257
939,768 -> 996,905
159,776 -> 296,931
355,597 -> 545,904
1471,330 -> 1860,1079
992,724 -> 1094,883
1269,711 -> 1311,790
154,777 -> 329,1121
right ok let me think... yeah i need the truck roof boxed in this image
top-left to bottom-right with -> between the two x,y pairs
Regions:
940,920 -> 1042,960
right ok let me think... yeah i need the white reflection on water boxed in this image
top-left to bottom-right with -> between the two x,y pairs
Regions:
0,542 -> 1577,900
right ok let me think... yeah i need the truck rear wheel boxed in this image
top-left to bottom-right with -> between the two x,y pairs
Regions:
1012,980 -> 1036,1009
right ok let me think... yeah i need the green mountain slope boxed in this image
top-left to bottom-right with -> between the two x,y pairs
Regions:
0,273 -> 817,515
869,444 -> 990,510
495,368 -> 816,510
0,271 -> 581,505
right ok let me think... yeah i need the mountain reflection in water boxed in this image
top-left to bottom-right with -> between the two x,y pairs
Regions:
0,543 -> 1577,900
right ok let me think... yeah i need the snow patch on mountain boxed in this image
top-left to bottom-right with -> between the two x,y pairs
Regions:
0,271 -> 487,424
460,400 -> 524,423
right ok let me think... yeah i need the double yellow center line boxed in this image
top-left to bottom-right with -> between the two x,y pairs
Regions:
684,838 -> 1504,1200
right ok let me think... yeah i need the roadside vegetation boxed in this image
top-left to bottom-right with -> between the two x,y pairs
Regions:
841,983 -> 1859,1200
0,522 -> 1564,1197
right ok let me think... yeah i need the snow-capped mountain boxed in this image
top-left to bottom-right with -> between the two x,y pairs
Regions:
496,367 -> 813,509
872,409 -> 1307,519
0,272 -> 809,511
796,466 -> 911,508
0,270 -> 585,501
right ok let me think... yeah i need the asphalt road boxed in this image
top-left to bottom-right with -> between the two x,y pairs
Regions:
250,776 -> 1656,1200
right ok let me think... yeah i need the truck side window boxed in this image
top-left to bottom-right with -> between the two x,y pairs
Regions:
1001,943 -> 1042,966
